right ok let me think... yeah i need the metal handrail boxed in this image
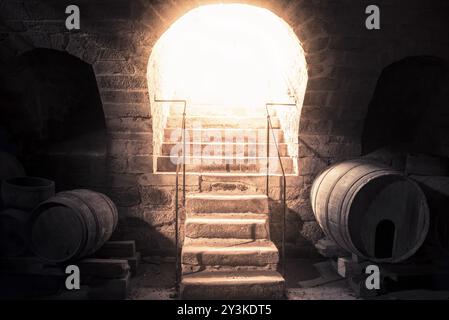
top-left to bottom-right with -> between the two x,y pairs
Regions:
265,102 -> 296,277
154,97 -> 187,294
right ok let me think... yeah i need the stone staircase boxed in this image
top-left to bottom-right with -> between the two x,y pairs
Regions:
157,108 -> 289,299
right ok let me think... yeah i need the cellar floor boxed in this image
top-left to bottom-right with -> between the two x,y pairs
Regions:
128,258 -> 358,300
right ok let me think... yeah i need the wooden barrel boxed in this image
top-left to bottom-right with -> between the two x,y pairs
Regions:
30,189 -> 118,263
311,159 -> 429,263
0,209 -> 30,257
2,177 -> 55,210
0,151 -> 26,209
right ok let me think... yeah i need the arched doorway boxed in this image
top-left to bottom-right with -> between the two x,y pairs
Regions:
147,4 -> 307,173
0,48 -> 107,190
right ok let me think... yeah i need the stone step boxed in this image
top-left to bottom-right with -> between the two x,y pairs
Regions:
180,270 -> 285,299
182,238 -> 279,270
185,214 -> 269,240
161,142 -> 289,157
186,194 -> 268,214
169,105 -> 277,117
164,128 -> 285,143
199,175 -> 264,194
156,156 -> 294,174
166,116 -> 280,129
198,173 -> 294,194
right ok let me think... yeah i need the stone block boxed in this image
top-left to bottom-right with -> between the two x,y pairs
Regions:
140,186 -> 172,206
143,209 -> 175,228
97,75 -> 147,90
106,117 -> 152,133
101,90 -> 149,104
104,103 -> 150,118
108,186 -> 141,207
300,221 -> 323,243
94,61 -> 135,75
127,155 -> 153,173
108,139 -> 153,156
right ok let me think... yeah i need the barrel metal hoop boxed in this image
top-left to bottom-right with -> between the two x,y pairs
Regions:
311,165 -> 335,239
56,192 -> 99,257
321,161 -> 370,249
97,193 -> 118,230
62,190 -> 101,246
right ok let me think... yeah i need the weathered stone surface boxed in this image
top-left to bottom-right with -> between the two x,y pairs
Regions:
298,156 -> 329,176
185,214 -> 269,240
106,117 -> 152,133
128,155 -> 153,173
138,173 -> 200,187
107,173 -> 140,188
140,186 -> 172,206
143,209 -> 174,227
108,139 -> 152,156
105,102 -> 150,118
187,194 -> 269,214
182,239 -> 279,267
98,75 -> 147,90
181,270 -> 285,300
293,200 -> 316,222
108,186 -> 141,207
101,90 -> 149,104
300,221 -> 324,243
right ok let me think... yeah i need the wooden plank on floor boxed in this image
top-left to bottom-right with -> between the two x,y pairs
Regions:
78,258 -> 130,279
94,241 -> 136,258
112,252 -> 141,277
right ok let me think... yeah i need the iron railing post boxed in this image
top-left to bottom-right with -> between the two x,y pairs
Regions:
282,174 -> 286,276
154,97 -> 187,294
265,102 -> 296,277
182,105 -> 186,206
266,114 -> 270,196
174,165 -> 180,293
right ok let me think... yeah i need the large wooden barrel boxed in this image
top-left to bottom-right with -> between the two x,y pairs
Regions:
0,209 -> 30,257
311,159 -> 429,263
30,189 -> 118,263
2,177 -> 55,210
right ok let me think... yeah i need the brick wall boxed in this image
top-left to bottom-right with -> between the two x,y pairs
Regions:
1,0 -> 449,256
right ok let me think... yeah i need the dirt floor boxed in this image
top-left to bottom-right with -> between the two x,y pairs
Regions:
128,258 -> 358,300
129,258 -> 449,300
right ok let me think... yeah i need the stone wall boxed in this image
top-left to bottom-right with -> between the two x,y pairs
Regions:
1,0 -> 449,257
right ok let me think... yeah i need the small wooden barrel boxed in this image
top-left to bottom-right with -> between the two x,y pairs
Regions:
30,189 -> 118,263
0,209 -> 30,257
311,159 -> 429,263
1,177 -> 55,210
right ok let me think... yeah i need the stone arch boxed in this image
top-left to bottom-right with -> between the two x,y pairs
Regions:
362,55 -> 449,158
146,3 -> 309,173
0,47 -> 107,190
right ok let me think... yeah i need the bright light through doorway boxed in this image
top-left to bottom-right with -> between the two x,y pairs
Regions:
148,4 -> 307,115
